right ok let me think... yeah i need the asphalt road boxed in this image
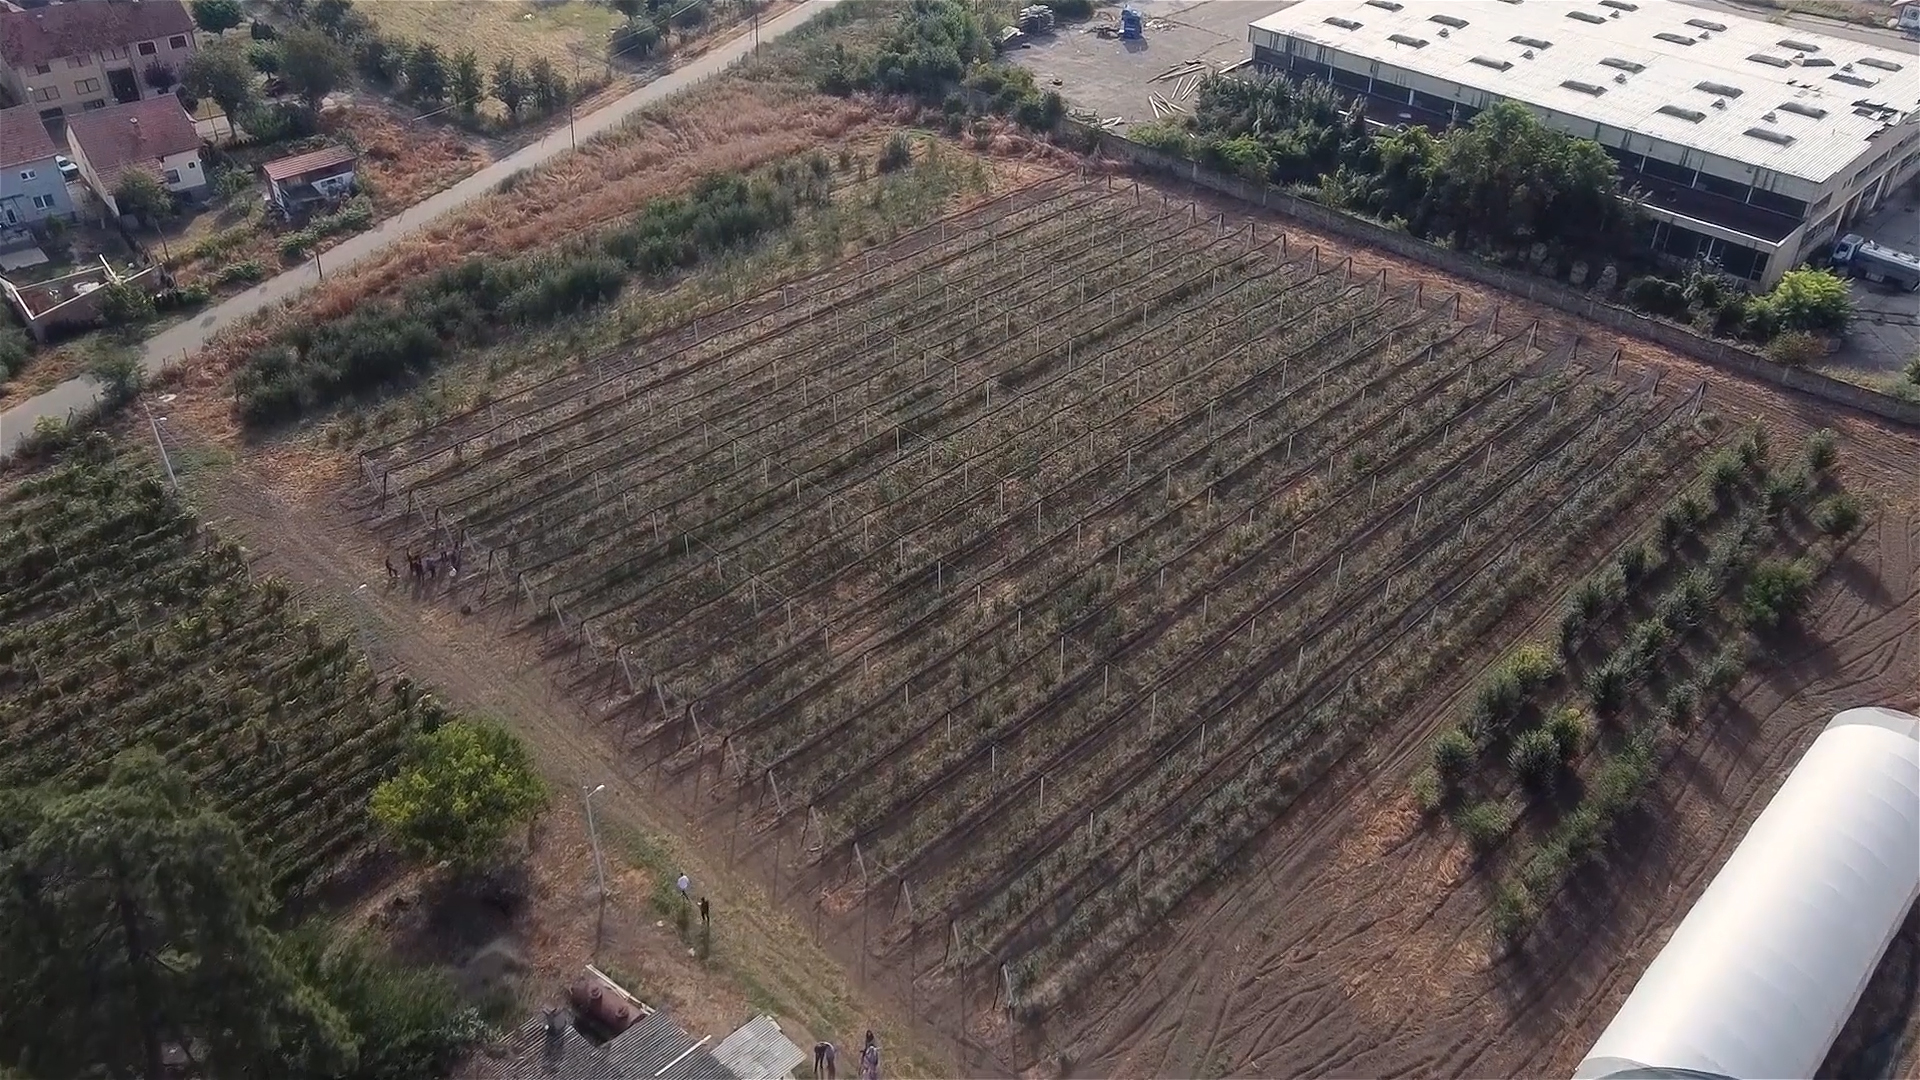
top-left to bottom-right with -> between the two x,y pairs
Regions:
0,0 -> 840,458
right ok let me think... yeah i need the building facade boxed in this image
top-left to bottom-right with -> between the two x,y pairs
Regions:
0,103 -> 75,227
64,96 -> 205,217
0,0 -> 198,125
1247,0 -> 1920,287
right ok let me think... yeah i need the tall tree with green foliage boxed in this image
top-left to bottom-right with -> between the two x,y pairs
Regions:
449,48 -> 485,112
0,750 -> 354,1080
1761,267 -> 1853,333
191,0 -> 244,35
279,26 -> 348,111
526,56 -> 566,114
490,57 -> 527,119
111,168 -> 172,224
406,41 -> 449,102
370,722 -> 547,873
1420,101 -> 1632,255
183,40 -> 258,119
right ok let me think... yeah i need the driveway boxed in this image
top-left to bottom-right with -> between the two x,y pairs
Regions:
1,0 -> 840,458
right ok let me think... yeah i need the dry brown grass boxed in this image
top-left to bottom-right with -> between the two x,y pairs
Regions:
363,0 -> 624,73
162,104 -> 487,291
187,82 -> 885,396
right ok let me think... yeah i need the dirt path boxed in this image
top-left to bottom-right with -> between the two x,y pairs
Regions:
188,459 -> 950,1074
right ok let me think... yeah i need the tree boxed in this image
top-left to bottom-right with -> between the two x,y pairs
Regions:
98,280 -> 157,331
1761,267 -> 1853,334
183,41 -> 258,119
111,168 -> 172,223
0,750 -> 354,1080
142,60 -> 177,92
527,55 -> 566,114
354,35 -> 407,85
279,26 -> 347,111
370,722 -> 547,873
490,57 -> 527,119
608,0 -> 646,19
309,0 -> 363,42
450,48 -> 484,112
609,15 -> 661,62
405,41 -> 448,102
191,0 -> 245,35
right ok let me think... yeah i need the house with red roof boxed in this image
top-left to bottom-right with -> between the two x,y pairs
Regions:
0,0 -> 197,124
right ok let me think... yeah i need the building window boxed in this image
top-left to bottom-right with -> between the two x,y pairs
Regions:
1567,10 -> 1606,24
32,194 -> 57,210
1747,53 -> 1791,69
83,99 -> 107,111
33,61 -> 51,75
19,169 -> 36,181
1323,16 -> 1362,30
1653,32 -> 1698,45
170,34 -> 190,49
1685,18 -> 1727,31
165,169 -> 182,184
1600,57 -> 1646,73
100,46 -> 129,61
138,41 -> 158,56
75,78 -> 101,94
1388,33 -> 1429,48
1561,79 -> 1607,95
1778,101 -> 1826,119
1429,13 -> 1469,28
1776,38 -> 1820,53
1510,35 -> 1552,49
30,86 -> 59,102
1857,56 -> 1903,73
1657,104 -> 1706,122
66,56 -> 88,68
1470,56 -> 1514,71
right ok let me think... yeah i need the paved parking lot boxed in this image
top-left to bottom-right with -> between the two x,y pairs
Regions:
1830,180 -> 1920,383
1007,0 -> 1275,131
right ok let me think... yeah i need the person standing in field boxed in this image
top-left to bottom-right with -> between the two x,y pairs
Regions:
813,1041 -> 830,1079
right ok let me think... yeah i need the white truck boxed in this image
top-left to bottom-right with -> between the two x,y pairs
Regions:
1830,233 -> 1920,291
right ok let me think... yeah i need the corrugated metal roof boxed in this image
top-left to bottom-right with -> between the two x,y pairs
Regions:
490,1010 -> 735,1080
1249,0 -> 1920,184
260,145 -> 358,183
712,1016 -> 807,1080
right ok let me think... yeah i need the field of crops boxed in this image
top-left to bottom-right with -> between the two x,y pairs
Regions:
363,174 -> 1721,1013
0,438 -> 441,895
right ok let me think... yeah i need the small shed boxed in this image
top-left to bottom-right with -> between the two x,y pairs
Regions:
260,145 -> 358,217
711,1016 -> 806,1080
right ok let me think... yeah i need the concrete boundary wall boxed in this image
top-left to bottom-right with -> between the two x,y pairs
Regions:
1068,123 -> 1920,428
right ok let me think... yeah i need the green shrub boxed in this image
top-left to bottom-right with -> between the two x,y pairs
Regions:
1657,497 -> 1702,549
1707,448 -> 1745,500
1452,799 -> 1515,852
1410,767 -> 1442,812
1586,735 -> 1657,818
1741,558 -> 1814,629
1464,644 -> 1559,737
1587,657 -> 1629,714
1661,679 -> 1699,729
0,326 -> 28,381
1654,568 -> 1711,632
876,132 -> 914,173
1813,493 -> 1862,538
1041,0 -> 1095,17
1621,618 -> 1672,676
1700,641 -> 1747,697
1617,543 -> 1650,585
214,259 -> 267,286
1509,727 -> 1565,792
1431,727 -> 1475,783
1736,425 -> 1770,471
1546,706 -> 1590,758
1760,267 -> 1853,334
1491,880 -> 1533,941
1764,329 -> 1823,367
1803,428 -> 1838,474
1761,470 -> 1807,516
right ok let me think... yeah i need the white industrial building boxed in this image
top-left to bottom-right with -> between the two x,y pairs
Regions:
1246,0 -> 1920,287
1574,706 -> 1920,1080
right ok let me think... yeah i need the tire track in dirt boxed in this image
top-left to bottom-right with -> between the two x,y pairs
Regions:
1036,458 -> 1915,1079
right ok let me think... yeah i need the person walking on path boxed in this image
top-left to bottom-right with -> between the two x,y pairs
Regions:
698,896 -> 710,927
813,1041 -> 836,1080
860,1032 -> 879,1080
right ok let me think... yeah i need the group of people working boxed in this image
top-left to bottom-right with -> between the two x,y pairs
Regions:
812,1030 -> 882,1080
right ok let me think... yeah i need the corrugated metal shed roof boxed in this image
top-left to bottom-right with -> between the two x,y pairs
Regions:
712,1016 -> 807,1080
491,1010 -> 735,1080
1249,0 -> 1920,184
260,145 -> 357,183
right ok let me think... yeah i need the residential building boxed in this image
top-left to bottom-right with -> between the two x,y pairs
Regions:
0,0 -> 197,124
260,144 -> 359,216
1247,0 -> 1920,287
0,103 -> 74,226
64,95 -> 205,216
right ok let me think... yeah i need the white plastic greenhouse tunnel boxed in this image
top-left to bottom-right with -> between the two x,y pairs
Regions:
1574,706 -> 1920,1080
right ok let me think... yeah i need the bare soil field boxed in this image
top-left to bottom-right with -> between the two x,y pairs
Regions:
321,156 -> 1920,1079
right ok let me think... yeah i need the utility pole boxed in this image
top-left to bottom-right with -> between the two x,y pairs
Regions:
584,784 -> 608,959
569,54 -> 579,151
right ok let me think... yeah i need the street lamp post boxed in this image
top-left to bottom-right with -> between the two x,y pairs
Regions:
141,402 -> 177,490
583,784 -> 608,959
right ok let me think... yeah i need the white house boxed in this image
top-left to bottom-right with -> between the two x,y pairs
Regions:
64,95 -> 205,218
